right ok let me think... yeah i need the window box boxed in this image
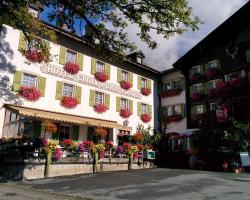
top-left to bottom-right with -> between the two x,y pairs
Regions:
191,113 -> 207,122
162,115 -> 183,124
191,73 -> 204,84
161,88 -> 181,98
120,80 -> 132,90
191,92 -> 203,102
120,108 -> 132,118
63,62 -> 80,74
19,86 -> 41,101
94,71 -> 108,82
94,103 -> 107,113
207,68 -> 220,79
60,96 -> 78,109
141,87 -> 151,96
140,113 -> 152,123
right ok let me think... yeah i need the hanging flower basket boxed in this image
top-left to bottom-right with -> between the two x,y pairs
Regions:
161,88 -> 181,98
19,86 -> 41,101
136,144 -> 145,152
191,92 -> 203,101
60,96 -> 78,109
105,141 -> 114,149
120,81 -> 132,90
94,103 -> 107,113
120,108 -> 132,118
133,132 -> 144,143
24,49 -> 45,63
94,71 -> 108,82
163,115 -> 183,124
141,88 -> 151,96
63,62 -> 80,74
94,127 -> 108,138
207,68 -> 220,79
140,113 -> 152,123
41,120 -> 57,133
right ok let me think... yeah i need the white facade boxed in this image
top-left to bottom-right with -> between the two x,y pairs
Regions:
0,25 -> 157,144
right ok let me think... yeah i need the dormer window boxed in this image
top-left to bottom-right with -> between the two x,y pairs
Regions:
28,7 -> 39,18
137,56 -> 143,64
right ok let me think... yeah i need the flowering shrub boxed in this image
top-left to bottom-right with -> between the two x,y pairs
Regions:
141,87 -> 151,96
63,62 -> 80,74
133,132 -> 144,143
120,108 -> 132,118
78,143 -> 85,153
122,143 -> 131,153
94,103 -> 107,113
24,49 -> 45,63
41,120 -> 57,133
127,145 -> 138,156
120,81 -> 132,90
191,73 -> 203,83
105,141 -> 114,149
94,127 -> 108,138
60,96 -> 78,109
161,88 -> 181,98
140,113 -> 152,123
19,86 -> 41,101
162,115 -> 183,124
191,92 -> 203,101
133,152 -> 139,160
136,144 -> 145,152
207,68 -> 220,79
83,140 -> 94,149
62,139 -> 74,148
94,71 -> 108,82
53,148 -> 62,161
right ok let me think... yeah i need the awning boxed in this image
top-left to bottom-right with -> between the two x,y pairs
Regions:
4,105 -> 124,129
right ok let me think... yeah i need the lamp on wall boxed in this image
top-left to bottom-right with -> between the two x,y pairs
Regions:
123,119 -> 129,127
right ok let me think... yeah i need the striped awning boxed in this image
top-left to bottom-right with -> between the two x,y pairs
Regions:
4,105 -> 124,129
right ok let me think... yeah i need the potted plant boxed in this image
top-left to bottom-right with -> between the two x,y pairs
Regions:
94,71 -> 108,82
63,62 -> 80,74
120,108 -> 132,118
19,86 -> 41,101
140,113 -> 152,123
133,132 -> 144,144
60,96 -> 78,109
94,103 -> 107,113
141,87 -> 151,96
120,80 -> 132,90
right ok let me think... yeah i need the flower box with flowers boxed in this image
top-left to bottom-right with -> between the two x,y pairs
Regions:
141,87 -> 151,96
191,92 -> 203,101
191,113 -> 207,122
164,115 -> 183,124
19,86 -> 41,101
24,49 -> 46,63
120,108 -> 132,118
207,68 -> 220,79
94,103 -> 107,113
140,113 -> 152,123
120,80 -> 132,90
161,88 -> 181,98
63,62 -> 80,74
191,73 -> 204,83
94,71 -> 108,82
60,96 -> 78,109
208,88 -> 218,98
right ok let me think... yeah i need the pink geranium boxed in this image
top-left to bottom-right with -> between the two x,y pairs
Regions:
94,71 -> 108,82
25,49 -> 45,63
141,88 -> 151,96
94,103 -> 107,113
120,108 -> 132,118
140,113 -> 152,123
120,81 -> 132,90
64,62 -> 80,74
19,86 -> 41,101
60,96 -> 78,109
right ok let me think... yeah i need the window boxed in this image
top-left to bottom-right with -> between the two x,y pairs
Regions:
95,91 -> 104,104
137,56 -> 143,64
172,81 -> 178,89
208,81 -> 216,89
22,74 -> 37,87
96,61 -> 105,72
192,65 -> 201,74
121,70 -> 129,81
141,103 -> 148,114
121,98 -> 128,109
141,78 -> 147,88
63,83 -> 74,97
194,105 -> 205,114
208,60 -> 218,69
59,125 -> 71,140
167,106 -> 173,116
174,105 -> 181,115
66,49 -> 77,63
193,83 -> 202,93
225,70 -> 246,82
210,102 -> 218,111
28,7 -> 39,18
165,80 -> 178,90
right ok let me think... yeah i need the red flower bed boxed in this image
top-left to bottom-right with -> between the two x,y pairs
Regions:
207,68 -> 220,79
94,71 -> 108,82
141,88 -> 151,96
191,92 -> 203,101
25,49 -> 45,63
161,88 -> 181,98
120,81 -> 132,90
63,62 -> 80,74
163,115 -> 183,124
94,103 -> 107,113
19,86 -> 41,101
120,108 -> 132,118
133,132 -> 144,143
191,73 -> 203,83
140,113 -> 152,123
60,96 -> 78,109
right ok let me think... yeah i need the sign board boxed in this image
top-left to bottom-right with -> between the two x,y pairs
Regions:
240,152 -> 250,167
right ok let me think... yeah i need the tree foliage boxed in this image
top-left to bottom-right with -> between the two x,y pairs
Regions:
0,0 -> 201,56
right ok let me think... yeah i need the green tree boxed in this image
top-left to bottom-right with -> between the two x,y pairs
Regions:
0,0 -> 201,56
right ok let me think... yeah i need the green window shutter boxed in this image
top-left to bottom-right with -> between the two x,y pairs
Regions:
38,76 -> 46,97
181,104 -> 185,117
179,78 -> 185,90
129,72 -> 133,87
18,32 -> 27,52
117,68 -> 122,83
77,53 -> 84,71
246,49 -> 250,63
190,86 -> 193,95
13,70 -> 23,91
75,86 -> 82,104
33,120 -> 41,138
129,100 -> 133,113
203,82 -> 208,94
116,97 -> 121,112
148,105 -> 152,115
55,81 -> 63,100
137,76 -> 142,90
72,126 -> 79,141
52,124 -> 60,140
105,93 -> 110,110
137,102 -> 142,116
91,58 -> 97,74
148,79 -> 152,89
105,63 -> 111,79
59,46 -> 66,65
89,89 -> 95,107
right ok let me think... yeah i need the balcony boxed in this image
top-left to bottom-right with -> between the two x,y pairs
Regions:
161,115 -> 183,124
161,88 -> 182,98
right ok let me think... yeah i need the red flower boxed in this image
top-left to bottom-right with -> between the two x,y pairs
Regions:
94,103 -> 107,113
140,113 -> 152,123
122,143 -> 131,151
120,81 -> 132,90
141,88 -> 151,96
133,132 -> 144,143
94,71 -> 108,82
63,139 -> 73,147
162,115 -> 183,124
136,144 -> 145,151
191,92 -> 203,101
106,140 -> 114,149
19,86 -> 41,101
120,108 -> 132,118
161,88 -> 181,98
83,140 -> 94,149
60,96 -> 78,109
207,68 -> 219,79
191,73 -> 203,83
25,49 -> 45,63
63,62 -> 80,74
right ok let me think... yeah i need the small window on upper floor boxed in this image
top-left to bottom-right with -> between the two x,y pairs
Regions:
193,83 -> 202,93
174,105 -> 181,115
95,91 -> 104,104
121,70 -> 129,82
141,103 -> 148,114
192,65 -> 201,74
120,98 -> 129,109
66,49 -> 77,63
172,81 -> 178,89
210,102 -> 218,111
22,73 -> 37,87
141,78 -> 147,88
96,61 -> 105,73
194,105 -> 205,114
137,56 -> 143,64
225,70 -> 246,82
208,80 -> 216,89
208,60 -> 218,69
63,83 -> 74,97
167,106 -> 173,116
